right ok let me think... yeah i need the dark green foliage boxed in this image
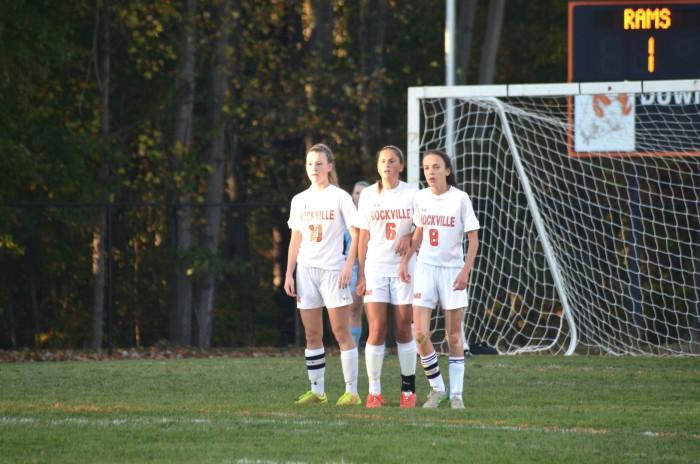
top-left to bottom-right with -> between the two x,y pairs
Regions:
0,1 -> 574,349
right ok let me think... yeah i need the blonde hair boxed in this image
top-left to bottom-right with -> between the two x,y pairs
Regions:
308,143 -> 339,186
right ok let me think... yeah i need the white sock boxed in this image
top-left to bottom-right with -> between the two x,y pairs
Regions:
305,347 -> 325,395
340,347 -> 359,395
420,351 -> 445,392
365,343 -> 385,395
448,356 -> 465,398
396,340 -> 417,377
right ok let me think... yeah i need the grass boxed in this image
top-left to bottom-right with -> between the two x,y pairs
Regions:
0,353 -> 698,463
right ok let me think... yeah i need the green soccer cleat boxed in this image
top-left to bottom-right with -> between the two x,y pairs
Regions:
294,390 -> 328,405
335,392 -> 362,406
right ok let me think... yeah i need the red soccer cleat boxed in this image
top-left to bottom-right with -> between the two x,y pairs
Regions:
365,393 -> 384,408
399,391 -> 417,408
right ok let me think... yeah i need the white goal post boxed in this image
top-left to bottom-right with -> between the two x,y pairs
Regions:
407,79 -> 700,356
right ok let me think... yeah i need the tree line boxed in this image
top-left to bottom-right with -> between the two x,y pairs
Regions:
0,0 -> 567,350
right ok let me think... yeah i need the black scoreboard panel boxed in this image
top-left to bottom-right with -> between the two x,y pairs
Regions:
568,1 -> 700,81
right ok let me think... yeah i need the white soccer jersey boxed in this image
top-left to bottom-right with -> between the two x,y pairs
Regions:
288,184 -> 358,271
357,181 -> 417,276
413,186 -> 480,268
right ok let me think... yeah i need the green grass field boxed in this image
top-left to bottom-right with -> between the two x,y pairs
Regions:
1,353 -> 698,463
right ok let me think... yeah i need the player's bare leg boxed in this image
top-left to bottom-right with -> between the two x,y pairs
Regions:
299,308 -> 324,350
413,306 -> 433,356
444,309 -> 465,358
366,302 -> 388,346
394,304 -> 413,344
349,293 -> 364,346
328,305 -> 354,351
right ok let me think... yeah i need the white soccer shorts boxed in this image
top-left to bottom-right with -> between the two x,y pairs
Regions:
363,265 -> 414,305
412,262 -> 469,310
295,263 -> 353,310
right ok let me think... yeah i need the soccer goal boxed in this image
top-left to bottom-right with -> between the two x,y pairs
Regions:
407,79 -> 700,356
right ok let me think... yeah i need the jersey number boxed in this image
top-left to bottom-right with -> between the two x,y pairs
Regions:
309,224 -> 323,242
385,222 -> 396,240
429,228 -> 439,246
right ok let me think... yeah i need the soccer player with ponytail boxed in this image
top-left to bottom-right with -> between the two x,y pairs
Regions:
355,145 -> 418,408
284,143 -> 361,406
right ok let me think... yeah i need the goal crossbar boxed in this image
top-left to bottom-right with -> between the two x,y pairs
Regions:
408,79 -> 700,100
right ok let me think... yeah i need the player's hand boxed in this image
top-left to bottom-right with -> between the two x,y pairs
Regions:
452,268 -> 469,290
399,260 -> 411,283
355,275 -> 366,297
284,274 -> 296,297
394,233 -> 412,256
339,262 -> 353,288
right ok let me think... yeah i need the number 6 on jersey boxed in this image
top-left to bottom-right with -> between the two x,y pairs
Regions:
385,222 -> 396,240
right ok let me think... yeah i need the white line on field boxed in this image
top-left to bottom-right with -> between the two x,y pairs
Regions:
231,458 -> 308,464
229,459 -> 355,464
0,415 -> 346,428
0,415 -> 694,440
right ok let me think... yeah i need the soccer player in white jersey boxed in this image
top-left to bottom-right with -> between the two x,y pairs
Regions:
399,149 -> 480,409
356,145 -> 418,408
284,143 -> 361,406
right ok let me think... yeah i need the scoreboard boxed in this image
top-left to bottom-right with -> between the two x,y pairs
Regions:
568,1 -> 700,81
567,1 -> 700,157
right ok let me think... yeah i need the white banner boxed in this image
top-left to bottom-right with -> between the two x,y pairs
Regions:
574,93 -> 635,152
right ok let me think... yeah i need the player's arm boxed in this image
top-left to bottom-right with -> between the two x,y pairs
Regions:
393,226 -> 413,256
356,228 -> 369,296
399,226 -> 422,283
284,230 -> 302,296
340,226 -> 358,288
453,229 -> 479,290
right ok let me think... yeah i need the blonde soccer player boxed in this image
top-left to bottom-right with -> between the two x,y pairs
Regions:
355,145 -> 418,408
399,149 -> 480,409
284,143 -> 361,406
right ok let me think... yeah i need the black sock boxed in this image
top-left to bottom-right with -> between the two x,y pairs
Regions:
401,374 -> 416,393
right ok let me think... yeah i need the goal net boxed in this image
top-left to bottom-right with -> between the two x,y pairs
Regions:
407,80 -> 700,356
